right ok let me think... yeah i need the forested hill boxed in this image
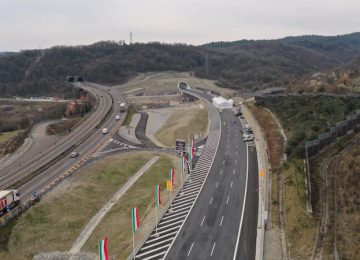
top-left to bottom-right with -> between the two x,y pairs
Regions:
204,32 -> 360,63
1,32 -> 360,97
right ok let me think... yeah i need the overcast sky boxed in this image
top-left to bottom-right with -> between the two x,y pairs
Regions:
1,0 -> 359,51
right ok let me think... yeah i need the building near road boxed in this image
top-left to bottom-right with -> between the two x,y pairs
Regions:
212,96 -> 233,109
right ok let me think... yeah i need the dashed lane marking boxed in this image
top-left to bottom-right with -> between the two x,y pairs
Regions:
200,216 -> 206,227
210,242 -> 216,256
187,242 -> 195,257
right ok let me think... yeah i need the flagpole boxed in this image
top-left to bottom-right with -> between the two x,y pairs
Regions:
169,184 -> 173,214
132,231 -> 135,260
180,157 -> 184,196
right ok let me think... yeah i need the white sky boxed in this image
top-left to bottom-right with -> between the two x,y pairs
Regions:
0,0 -> 359,51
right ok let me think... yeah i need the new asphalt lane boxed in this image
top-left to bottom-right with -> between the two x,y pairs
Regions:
165,107 -> 258,259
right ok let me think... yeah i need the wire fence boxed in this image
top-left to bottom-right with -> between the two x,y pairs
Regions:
304,109 -> 360,212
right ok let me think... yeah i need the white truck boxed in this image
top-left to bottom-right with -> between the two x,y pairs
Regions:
119,103 -> 126,112
0,190 -> 20,215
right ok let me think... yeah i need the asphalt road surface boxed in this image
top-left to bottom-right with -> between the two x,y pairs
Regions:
165,107 -> 258,260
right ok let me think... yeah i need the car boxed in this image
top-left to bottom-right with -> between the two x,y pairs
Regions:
70,151 -> 79,158
243,133 -> 254,142
235,110 -> 243,117
115,115 -> 120,120
102,128 -> 109,134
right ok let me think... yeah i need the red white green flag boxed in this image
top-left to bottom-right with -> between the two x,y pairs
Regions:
131,207 -> 140,233
99,237 -> 109,260
169,168 -> 174,186
155,184 -> 161,207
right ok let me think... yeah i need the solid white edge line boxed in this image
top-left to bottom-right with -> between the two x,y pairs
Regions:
161,92 -> 222,260
233,142 -> 249,260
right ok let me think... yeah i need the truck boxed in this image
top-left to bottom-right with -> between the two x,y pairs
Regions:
0,190 -> 20,215
119,103 -> 126,112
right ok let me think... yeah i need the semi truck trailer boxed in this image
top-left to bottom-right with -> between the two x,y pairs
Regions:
0,190 -> 20,215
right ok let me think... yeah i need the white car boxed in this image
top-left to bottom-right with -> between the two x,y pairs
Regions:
115,115 -> 120,120
243,133 -> 254,142
70,151 -> 79,158
102,128 -> 109,134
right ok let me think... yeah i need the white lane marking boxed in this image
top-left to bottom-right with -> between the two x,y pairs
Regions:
226,196 -> 230,205
223,160 -> 225,165
235,159 -> 237,164
231,181 -> 233,188
201,216 -> 206,227
188,242 -> 195,257
233,169 -> 235,175
220,169 -> 223,175
236,151 -> 238,156
209,197 -> 213,205
210,242 -> 216,256
233,143 -> 249,260
216,182 -> 218,188
220,216 -> 224,226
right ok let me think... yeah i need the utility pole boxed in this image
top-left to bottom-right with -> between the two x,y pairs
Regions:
130,31 -> 133,45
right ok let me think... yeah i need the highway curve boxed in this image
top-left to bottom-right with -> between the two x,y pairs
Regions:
164,92 -> 258,260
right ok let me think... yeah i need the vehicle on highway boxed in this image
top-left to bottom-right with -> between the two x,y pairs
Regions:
235,110 -> 243,116
0,190 -> 20,215
115,115 -> 120,120
119,102 -> 126,112
243,133 -> 254,142
31,191 -> 40,202
70,151 -> 79,158
102,128 -> 109,134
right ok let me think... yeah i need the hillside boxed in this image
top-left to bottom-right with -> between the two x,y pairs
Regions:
291,58 -> 360,93
1,33 -> 360,97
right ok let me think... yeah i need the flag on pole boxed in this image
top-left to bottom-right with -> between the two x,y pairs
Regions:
131,207 -> 140,233
99,238 -> 109,260
169,168 -> 174,186
155,184 -> 161,207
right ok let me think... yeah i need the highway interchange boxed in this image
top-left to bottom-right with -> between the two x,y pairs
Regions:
0,83 -> 259,260
0,83 -> 127,201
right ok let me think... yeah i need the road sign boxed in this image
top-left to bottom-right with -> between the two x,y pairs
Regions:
260,169 -> 265,177
176,139 -> 186,152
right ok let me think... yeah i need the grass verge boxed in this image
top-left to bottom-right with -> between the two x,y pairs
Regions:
247,103 -> 283,227
82,154 -> 181,259
155,101 -> 208,147
123,105 -> 137,127
46,118 -> 82,135
282,160 -> 317,258
0,130 -> 23,143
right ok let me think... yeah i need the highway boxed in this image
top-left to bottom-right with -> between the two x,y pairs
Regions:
0,83 -> 127,201
165,109 -> 258,260
134,89 -> 258,260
